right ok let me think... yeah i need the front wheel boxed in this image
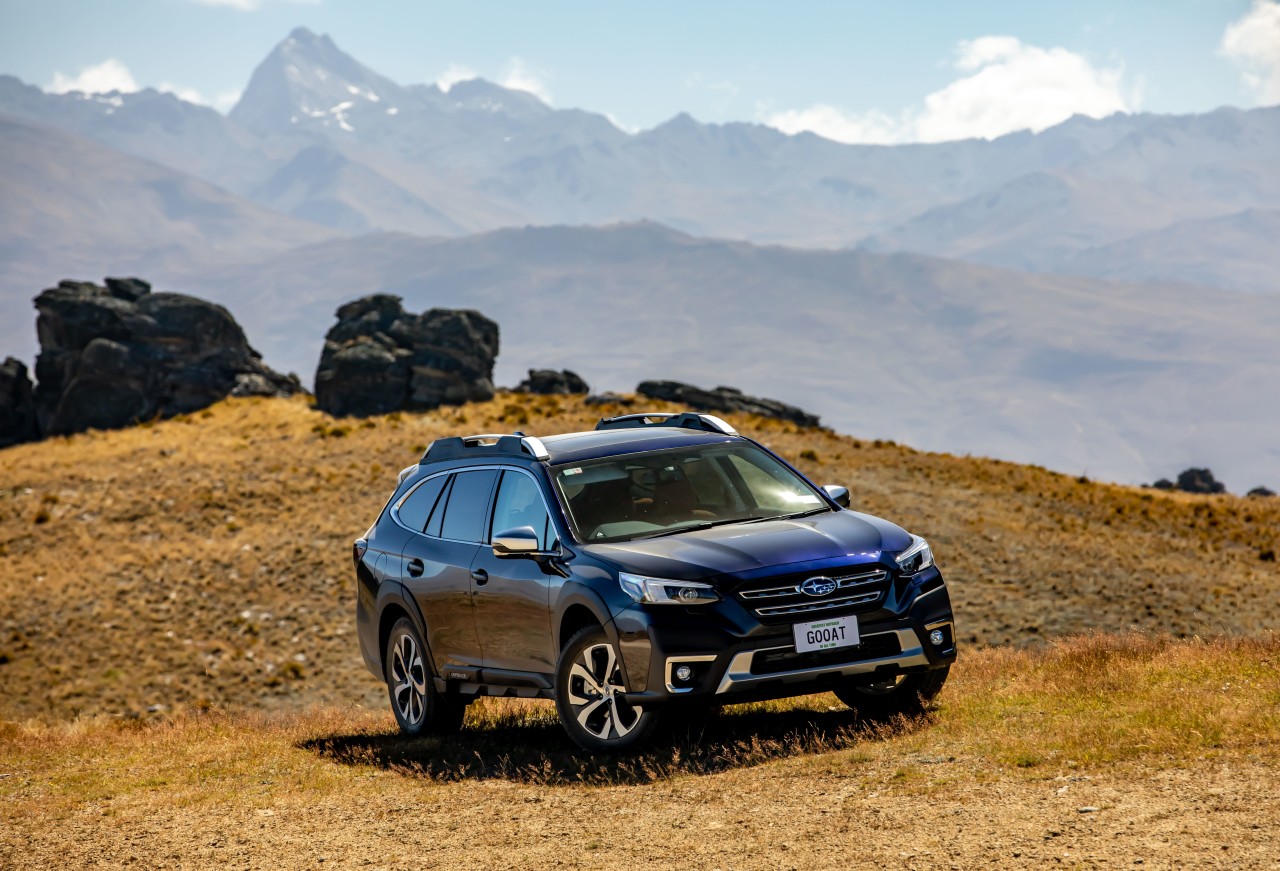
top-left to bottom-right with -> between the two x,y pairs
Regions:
555,626 -> 660,751
384,617 -> 466,736
834,665 -> 949,720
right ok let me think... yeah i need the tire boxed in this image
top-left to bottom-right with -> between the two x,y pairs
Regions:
555,625 -> 660,752
384,617 -> 466,736
834,664 -> 950,720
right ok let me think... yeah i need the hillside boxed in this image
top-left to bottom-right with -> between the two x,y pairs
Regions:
160,223 -> 1280,492
1,394 -> 1277,722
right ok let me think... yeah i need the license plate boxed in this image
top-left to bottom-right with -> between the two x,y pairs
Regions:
793,615 -> 860,654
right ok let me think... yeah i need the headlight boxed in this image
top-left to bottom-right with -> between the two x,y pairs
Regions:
618,573 -> 720,605
895,534 -> 935,575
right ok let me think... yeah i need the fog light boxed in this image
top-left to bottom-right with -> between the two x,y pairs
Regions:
675,665 -> 694,682
929,629 -> 945,646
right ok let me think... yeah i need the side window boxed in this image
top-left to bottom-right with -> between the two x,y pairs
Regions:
491,471 -> 554,550
396,475 -> 448,533
440,469 -> 498,543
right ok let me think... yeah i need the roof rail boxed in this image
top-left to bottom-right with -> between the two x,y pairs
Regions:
594,411 -> 739,436
421,433 -> 550,464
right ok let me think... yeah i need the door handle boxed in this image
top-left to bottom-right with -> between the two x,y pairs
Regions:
407,558 -> 425,578
471,568 -> 489,585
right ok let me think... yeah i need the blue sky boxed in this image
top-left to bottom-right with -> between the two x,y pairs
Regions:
2,0 -> 1278,141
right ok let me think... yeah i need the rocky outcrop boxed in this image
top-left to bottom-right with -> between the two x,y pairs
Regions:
1173,468 -> 1226,494
636,380 -> 821,428
584,392 -> 634,407
32,278 -> 300,436
1247,486 -> 1275,498
0,357 -> 38,448
1150,468 -> 1227,494
314,295 -> 498,417
516,368 -> 589,395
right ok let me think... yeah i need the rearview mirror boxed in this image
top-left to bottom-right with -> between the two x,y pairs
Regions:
493,525 -> 551,558
822,485 -> 851,508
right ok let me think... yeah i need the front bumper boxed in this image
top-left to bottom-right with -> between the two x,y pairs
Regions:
614,566 -> 956,707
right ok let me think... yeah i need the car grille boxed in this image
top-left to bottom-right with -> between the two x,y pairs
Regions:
734,567 -> 891,623
749,632 -> 903,675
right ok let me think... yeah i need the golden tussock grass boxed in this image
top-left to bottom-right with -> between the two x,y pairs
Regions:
0,393 -> 1278,723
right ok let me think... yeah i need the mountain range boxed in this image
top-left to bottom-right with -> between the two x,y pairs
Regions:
1,27 -> 1278,490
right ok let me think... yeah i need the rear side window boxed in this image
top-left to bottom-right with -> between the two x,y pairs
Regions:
440,469 -> 498,542
491,471 -> 554,550
397,475 -> 448,533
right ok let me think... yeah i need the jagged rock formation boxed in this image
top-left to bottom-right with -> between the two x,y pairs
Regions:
636,380 -> 821,428
516,368 -> 589,395
1151,468 -> 1228,494
314,295 -> 498,417
0,357 -> 38,447
32,278 -> 300,436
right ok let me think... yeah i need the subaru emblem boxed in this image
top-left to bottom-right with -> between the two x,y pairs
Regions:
799,576 -> 837,597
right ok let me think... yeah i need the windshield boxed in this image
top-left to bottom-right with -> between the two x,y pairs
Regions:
552,442 -> 831,543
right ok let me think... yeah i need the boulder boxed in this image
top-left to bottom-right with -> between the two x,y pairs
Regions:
1247,486 -> 1275,498
1174,468 -> 1226,495
315,295 -> 499,417
636,380 -> 821,428
32,278 -> 300,436
584,392 -> 634,407
516,368 -> 589,395
0,357 -> 38,448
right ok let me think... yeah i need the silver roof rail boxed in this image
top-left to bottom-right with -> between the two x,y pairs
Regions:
594,411 -> 739,436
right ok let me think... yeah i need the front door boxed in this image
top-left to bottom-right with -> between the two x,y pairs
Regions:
471,469 -> 560,676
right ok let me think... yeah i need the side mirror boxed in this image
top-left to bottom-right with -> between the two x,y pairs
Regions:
822,485 -> 851,508
493,525 -> 552,558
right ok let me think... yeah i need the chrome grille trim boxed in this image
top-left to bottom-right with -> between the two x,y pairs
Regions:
737,569 -> 888,600
755,591 -> 882,616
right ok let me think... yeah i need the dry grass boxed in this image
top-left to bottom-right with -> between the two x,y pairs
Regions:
1,393 -> 1278,723
2,635 -> 1278,868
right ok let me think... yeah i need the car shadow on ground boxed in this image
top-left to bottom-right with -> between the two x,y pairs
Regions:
299,704 -> 931,786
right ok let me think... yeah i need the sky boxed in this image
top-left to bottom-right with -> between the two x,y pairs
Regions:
1,0 -> 1278,143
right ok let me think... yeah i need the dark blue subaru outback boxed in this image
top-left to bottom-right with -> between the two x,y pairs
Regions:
354,412 -> 956,750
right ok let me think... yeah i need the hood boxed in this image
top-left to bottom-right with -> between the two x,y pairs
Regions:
580,509 -> 912,582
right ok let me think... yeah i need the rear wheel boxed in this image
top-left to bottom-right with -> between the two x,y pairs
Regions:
384,617 -> 466,736
834,665 -> 949,720
555,625 -> 660,751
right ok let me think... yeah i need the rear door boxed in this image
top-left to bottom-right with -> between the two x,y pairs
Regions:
470,468 -> 560,676
398,468 -> 498,671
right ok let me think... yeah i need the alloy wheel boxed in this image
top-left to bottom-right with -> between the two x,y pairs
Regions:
565,642 -> 644,741
390,631 -> 428,726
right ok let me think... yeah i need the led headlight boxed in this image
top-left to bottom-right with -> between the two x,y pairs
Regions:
618,573 -> 719,605
895,534 -> 935,575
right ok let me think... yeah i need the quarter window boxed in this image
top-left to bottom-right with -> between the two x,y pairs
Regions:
439,469 -> 499,543
396,475 -> 447,533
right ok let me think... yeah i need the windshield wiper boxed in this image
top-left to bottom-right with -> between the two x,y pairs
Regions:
631,518 -> 748,540
741,506 -> 832,524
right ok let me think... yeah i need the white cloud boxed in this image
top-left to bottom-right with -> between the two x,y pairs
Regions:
435,63 -> 477,93
766,105 -> 905,145
47,59 -> 240,113
765,36 -> 1134,145
48,58 -> 138,95
500,57 -> 552,103
159,81 -> 207,105
1221,0 -> 1280,105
